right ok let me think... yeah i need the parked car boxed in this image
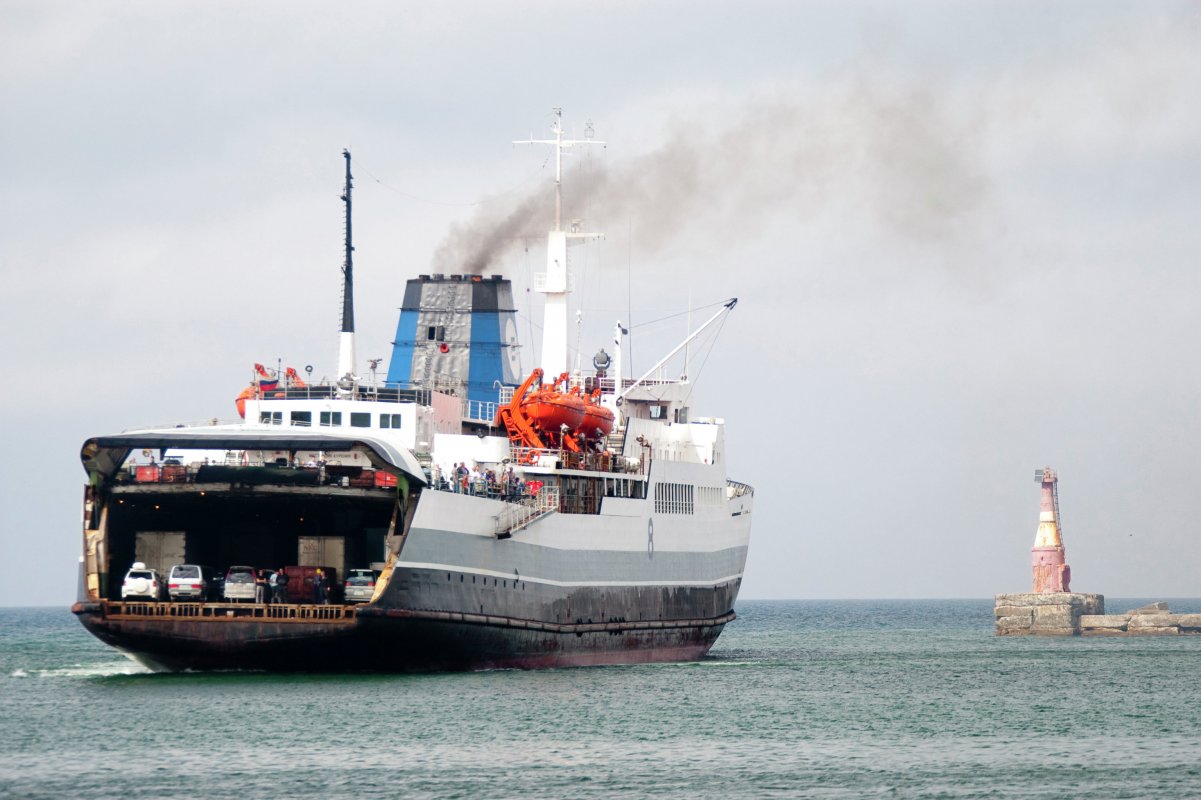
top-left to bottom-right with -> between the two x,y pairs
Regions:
222,565 -> 257,602
343,569 -> 378,603
121,563 -> 165,601
167,564 -> 214,602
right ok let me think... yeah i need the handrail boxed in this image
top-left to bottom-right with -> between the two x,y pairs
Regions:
103,600 -> 358,621
496,486 -> 560,537
726,480 -> 754,498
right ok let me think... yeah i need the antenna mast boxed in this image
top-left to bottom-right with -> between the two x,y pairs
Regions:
338,148 -> 357,382
513,109 -> 605,377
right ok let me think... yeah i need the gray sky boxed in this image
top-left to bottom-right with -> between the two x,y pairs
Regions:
2,1 -> 1199,606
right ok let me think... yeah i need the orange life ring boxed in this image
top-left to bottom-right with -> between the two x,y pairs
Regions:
439,343 -> 450,354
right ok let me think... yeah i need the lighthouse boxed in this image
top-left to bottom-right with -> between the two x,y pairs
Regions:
1031,467 -> 1071,593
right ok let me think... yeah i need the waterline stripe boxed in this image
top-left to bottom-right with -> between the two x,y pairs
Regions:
393,560 -> 743,588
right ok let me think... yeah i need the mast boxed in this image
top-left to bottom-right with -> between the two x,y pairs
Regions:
338,148 -> 357,383
514,109 -> 604,378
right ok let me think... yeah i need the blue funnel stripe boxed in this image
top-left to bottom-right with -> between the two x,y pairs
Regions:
385,310 -> 419,387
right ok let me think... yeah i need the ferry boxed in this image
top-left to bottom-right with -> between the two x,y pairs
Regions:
72,112 -> 754,671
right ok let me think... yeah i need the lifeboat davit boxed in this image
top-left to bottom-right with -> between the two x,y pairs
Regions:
579,401 -> 615,439
520,389 -> 586,436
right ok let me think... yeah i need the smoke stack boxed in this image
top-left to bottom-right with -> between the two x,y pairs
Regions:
1031,466 -> 1071,593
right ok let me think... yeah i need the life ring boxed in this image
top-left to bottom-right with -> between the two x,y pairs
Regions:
439,343 -> 450,354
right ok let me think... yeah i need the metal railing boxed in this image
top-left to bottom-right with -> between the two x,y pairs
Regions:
727,480 -> 755,498
466,399 -> 500,424
495,485 -> 560,537
106,600 -> 358,621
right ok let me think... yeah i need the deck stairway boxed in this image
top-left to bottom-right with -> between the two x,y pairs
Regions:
495,485 -> 560,539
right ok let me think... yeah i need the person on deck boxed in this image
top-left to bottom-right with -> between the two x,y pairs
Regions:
313,569 -> 325,604
272,569 -> 288,603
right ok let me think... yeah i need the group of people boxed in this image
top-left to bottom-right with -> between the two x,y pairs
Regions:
252,568 -> 331,605
432,463 -> 527,500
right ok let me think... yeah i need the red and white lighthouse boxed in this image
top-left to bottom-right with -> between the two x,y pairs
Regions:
1031,467 -> 1071,593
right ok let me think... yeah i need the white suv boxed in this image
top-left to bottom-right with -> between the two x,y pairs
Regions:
121,563 -> 165,601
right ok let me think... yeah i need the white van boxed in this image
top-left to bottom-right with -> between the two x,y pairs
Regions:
167,564 -> 212,602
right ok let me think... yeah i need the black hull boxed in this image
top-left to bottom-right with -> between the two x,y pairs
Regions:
72,602 -> 733,672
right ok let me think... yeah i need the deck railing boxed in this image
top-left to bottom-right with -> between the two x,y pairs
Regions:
727,479 -> 755,498
107,600 -> 358,621
495,486 -> 561,537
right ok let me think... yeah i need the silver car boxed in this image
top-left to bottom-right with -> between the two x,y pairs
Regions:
222,566 -> 257,602
343,569 -> 377,603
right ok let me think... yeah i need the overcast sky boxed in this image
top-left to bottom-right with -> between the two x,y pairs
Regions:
2,1 -> 1199,607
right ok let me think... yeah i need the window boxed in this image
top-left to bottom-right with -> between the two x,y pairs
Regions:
260,411 -> 282,425
290,411 -> 312,427
319,411 -> 342,427
426,325 -> 446,341
350,412 -> 370,428
380,414 -> 402,429
654,482 -> 695,515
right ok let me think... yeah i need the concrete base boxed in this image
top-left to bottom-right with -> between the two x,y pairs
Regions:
1080,602 -> 1201,636
994,592 -> 1105,636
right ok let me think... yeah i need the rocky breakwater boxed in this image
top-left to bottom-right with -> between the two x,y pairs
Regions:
995,592 -> 1105,636
1079,601 -> 1201,636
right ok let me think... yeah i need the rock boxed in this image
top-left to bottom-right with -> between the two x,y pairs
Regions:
996,593 -> 1076,607
1127,626 -> 1179,635
1128,601 -> 1170,614
996,613 -> 1033,631
1127,614 -> 1177,629
1032,605 -> 1077,625
1170,614 -> 1201,630
1079,614 -> 1130,630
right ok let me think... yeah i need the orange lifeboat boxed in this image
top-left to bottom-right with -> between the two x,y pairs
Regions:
235,385 -> 257,419
579,400 -> 615,439
520,388 -> 586,436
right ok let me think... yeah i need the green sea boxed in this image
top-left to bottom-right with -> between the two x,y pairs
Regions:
3,600 -> 1201,799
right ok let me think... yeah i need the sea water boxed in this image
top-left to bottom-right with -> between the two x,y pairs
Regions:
3,600 -> 1201,799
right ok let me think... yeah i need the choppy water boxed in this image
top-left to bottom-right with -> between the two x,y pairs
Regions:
4,600 -> 1201,799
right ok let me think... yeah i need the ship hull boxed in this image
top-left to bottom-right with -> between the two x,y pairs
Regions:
72,601 -> 732,672
74,427 -> 753,673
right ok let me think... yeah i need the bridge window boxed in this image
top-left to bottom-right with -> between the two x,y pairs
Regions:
260,411 -> 282,425
380,414 -> 402,429
319,411 -> 342,427
290,411 -> 312,427
350,412 -> 370,428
